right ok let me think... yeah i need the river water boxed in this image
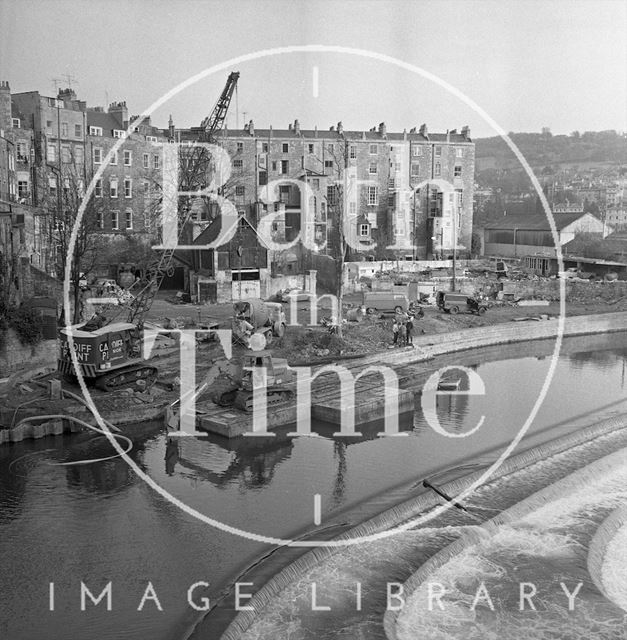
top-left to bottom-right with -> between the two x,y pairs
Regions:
393,447 -> 627,640
235,424 -> 627,640
1,332 -> 627,640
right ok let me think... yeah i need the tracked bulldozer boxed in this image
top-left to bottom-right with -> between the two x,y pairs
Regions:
215,351 -> 296,412
166,352 -> 295,431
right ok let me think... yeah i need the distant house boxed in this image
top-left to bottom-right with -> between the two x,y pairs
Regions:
553,202 -> 584,214
483,212 -> 607,275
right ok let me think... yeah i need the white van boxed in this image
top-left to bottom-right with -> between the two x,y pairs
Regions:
362,291 -> 410,313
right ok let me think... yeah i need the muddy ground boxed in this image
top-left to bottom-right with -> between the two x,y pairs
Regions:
5,289 -> 626,427
268,299 -> 627,363
145,288 -> 627,371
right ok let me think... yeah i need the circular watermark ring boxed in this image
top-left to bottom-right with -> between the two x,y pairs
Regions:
64,45 -> 566,547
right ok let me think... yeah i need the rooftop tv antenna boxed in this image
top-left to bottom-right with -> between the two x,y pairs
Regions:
52,73 -> 78,93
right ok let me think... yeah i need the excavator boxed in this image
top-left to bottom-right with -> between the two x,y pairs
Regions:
58,72 -> 241,392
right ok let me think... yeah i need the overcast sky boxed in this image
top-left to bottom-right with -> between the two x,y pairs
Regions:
1,0 -> 625,138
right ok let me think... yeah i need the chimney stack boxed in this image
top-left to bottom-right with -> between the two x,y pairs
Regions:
58,87 -> 77,102
289,123 -> 293,132
248,119 -> 254,136
314,125 -> 318,138
0,81 -> 11,130
378,122 -> 387,138
109,101 -> 129,127
419,123 -> 428,139
337,121 -> 343,135
294,119 -> 300,135
168,114 -> 175,139
461,125 -> 470,139
409,127 -> 416,134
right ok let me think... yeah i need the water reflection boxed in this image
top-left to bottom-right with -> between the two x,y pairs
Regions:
62,433 -> 153,494
65,457 -> 135,493
567,347 -> 627,368
165,437 -> 180,476
332,440 -> 347,507
174,431 -> 295,489
434,368 -> 471,435
171,416 -> 414,496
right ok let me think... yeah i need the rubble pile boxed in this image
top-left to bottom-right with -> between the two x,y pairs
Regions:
275,318 -> 392,363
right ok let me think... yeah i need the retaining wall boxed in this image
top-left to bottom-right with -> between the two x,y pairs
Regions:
0,416 -> 83,444
485,278 -> 627,302
218,413 -> 627,640
0,330 -> 56,375
351,311 -> 627,374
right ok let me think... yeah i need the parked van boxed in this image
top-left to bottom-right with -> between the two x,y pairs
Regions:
363,291 -> 411,314
436,291 -> 488,315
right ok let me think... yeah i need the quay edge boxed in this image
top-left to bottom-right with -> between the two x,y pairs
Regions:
197,310 -> 627,438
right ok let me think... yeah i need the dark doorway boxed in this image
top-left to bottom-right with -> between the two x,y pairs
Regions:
160,266 -> 185,290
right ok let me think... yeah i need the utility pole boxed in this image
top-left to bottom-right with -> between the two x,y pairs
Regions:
331,136 -> 348,337
237,243 -> 242,300
452,200 -> 457,292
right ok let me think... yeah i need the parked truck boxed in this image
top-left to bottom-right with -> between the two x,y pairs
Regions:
436,291 -> 488,315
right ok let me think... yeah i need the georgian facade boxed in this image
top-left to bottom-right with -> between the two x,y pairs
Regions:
2,80 -> 476,304
189,120 -> 475,261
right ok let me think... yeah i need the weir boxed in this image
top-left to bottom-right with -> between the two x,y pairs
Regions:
194,413 -> 627,640
387,445 -> 627,640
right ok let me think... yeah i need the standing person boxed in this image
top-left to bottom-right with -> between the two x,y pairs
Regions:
392,319 -> 399,346
398,321 -> 407,347
406,316 -> 414,345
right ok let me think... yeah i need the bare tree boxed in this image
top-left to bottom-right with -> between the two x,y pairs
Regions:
0,233 -> 19,313
325,137 -> 350,337
46,159 -> 104,323
141,143 -> 246,246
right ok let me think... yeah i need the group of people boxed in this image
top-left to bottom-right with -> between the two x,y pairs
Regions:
392,313 -> 415,347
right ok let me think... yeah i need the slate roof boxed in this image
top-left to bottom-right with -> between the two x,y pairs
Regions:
192,216 -> 267,248
86,110 -> 124,131
193,220 -> 221,246
183,127 -> 471,143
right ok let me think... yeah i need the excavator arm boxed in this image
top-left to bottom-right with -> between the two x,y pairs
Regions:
199,71 -> 240,142
166,357 -> 241,430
